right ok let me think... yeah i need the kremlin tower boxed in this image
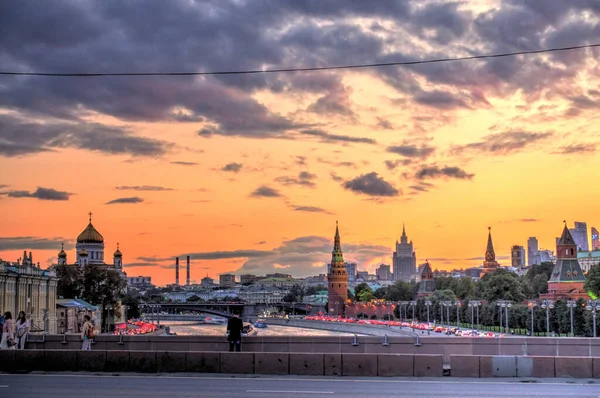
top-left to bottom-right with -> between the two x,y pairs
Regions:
417,261 -> 435,298
327,221 -> 348,316
481,227 -> 500,275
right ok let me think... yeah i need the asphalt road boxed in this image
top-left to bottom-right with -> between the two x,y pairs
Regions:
0,374 -> 598,398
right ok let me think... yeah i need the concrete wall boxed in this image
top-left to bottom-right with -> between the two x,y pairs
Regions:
24,335 -> 600,365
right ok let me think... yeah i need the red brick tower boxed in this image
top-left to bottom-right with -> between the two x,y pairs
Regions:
481,227 -> 500,275
327,221 -> 348,316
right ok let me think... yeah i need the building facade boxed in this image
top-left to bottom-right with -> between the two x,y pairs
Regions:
511,245 -> 526,269
592,227 -> 599,250
569,221 -> 589,252
392,224 -> 416,282
527,237 -> 540,266
127,276 -> 153,289
219,274 -> 236,287
481,227 -> 501,275
577,249 -> 600,273
327,222 -> 348,316
0,253 -> 58,333
327,262 -> 356,283
376,264 -> 393,281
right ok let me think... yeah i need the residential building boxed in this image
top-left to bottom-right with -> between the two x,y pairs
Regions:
511,245 -> 526,269
376,264 -> 393,281
265,273 -> 292,279
127,276 -> 153,289
392,224 -> 416,282
201,275 -> 214,287
240,274 -> 259,285
219,273 -> 236,287
569,221 -> 589,251
0,253 -> 58,333
255,277 -> 300,288
238,287 -> 288,304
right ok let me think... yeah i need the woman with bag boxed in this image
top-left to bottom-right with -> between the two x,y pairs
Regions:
81,315 -> 93,351
15,311 -> 30,350
0,311 -> 16,350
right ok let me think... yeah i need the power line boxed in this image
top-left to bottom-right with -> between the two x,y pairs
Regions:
0,43 -> 598,77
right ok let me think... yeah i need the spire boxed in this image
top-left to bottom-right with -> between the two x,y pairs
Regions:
400,222 -> 408,244
485,226 -> 495,262
89,211 -> 93,223
331,221 -> 344,264
558,222 -> 576,246
402,223 -> 406,237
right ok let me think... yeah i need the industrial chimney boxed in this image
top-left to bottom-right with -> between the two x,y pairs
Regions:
186,255 -> 191,286
175,257 -> 180,286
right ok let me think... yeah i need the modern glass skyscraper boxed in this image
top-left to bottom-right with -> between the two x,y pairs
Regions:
592,227 -> 599,250
527,237 -> 540,266
569,221 -> 589,251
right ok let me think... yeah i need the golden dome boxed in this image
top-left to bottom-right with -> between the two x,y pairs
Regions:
78,248 -> 88,257
114,243 -> 122,258
77,222 -> 104,244
58,243 -> 67,258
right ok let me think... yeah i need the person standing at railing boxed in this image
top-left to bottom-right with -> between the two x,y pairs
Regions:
0,311 -> 16,350
15,311 -> 30,350
81,315 -> 94,351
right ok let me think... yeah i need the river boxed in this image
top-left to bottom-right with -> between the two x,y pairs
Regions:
164,321 -> 358,336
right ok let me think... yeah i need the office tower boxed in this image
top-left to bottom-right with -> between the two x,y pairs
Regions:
569,221 -> 589,251
376,264 -> 392,280
511,245 -> 526,269
592,227 -> 599,250
527,237 -> 540,266
392,224 -> 416,282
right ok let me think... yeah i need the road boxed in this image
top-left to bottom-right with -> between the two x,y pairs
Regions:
0,374 -> 598,398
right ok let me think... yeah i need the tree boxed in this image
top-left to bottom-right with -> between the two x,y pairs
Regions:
584,264 -> 600,300
374,287 -> 387,299
354,283 -> 371,300
526,262 -> 554,281
283,293 -> 296,303
56,264 -> 83,299
357,289 -> 374,302
121,294 -> 141,319
186,295 -> 202,302
531,273 -> 549,297
384,280 -> 414,301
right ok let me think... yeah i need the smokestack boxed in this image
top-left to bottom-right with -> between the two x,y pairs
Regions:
186,255 -> 191,286
175,257 -> 180,286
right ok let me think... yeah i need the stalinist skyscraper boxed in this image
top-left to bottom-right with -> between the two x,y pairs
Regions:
327,221 -> 348,316
393,224 -> 416,282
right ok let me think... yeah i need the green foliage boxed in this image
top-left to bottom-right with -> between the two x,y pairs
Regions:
584,264 -> 600,299
305,284 -> 326,296
353,283 -> 371,300
121,294 -> 141,318
357,289 -> 374,302
186,295 -> 203,302
526,262 -> 554,281
384,280 -> 414,301
373,287 -> 387,299
56,264 -> 127,307
531,273 -> 549,296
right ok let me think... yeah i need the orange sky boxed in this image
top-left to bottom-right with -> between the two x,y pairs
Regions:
1,1 -> 599,285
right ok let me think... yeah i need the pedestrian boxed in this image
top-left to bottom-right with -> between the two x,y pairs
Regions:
0,311 -> 16,350
81,315 -> 94,351
226,310 -> 243,352
15,311 -> 30,350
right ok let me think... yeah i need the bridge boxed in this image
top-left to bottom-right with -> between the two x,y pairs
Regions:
140,302 -> 326,322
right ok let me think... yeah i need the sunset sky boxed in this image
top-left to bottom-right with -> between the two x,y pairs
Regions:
1,1 -> 599,286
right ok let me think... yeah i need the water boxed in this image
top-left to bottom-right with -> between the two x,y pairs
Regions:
164,321 -> 358,336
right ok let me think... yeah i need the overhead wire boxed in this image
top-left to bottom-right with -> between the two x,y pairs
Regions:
0,43 -> 598,77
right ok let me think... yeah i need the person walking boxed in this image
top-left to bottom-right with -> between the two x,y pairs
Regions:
226,310 -> 243,352
81,315 -> 94,351
15,311 -> 30,350
0,311 -> 16,350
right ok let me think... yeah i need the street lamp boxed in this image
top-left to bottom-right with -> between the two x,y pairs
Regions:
528,301 -> 536,336
456,302 -> 462,328
566,300 -> 577,337
586,300 -> 600,338
468,300 -> 481,331
441,301 -> 452,328
541,299 -> 554,336
425,300 -> 432,324
409,300 -> 417,323
401,301 -> 409,322
497,300 -> 512,334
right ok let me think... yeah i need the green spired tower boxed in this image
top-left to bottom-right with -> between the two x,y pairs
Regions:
327,221 -> 348,316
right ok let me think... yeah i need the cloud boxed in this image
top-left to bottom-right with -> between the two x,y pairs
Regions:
387,144 -> 435,158
518,218 -> 540,223
105,197 -> 144,204
376,117 -> 394,129
413,90 -> 469,110
0,114 -> 171,158
384,159 -> 412,170
293,206 -> 331,214
330,173 -> 344,182
115,185 -> 173,191
2,187 -> 72,201
451,131 -> 553,156
295,156 -> 307,166
275,171 -> 317,187
415,165 -> 474,180
0,237 -> 74,251
300,129 -> 376,145
170,161 -> 198,166
222,162 -> 243,173
343,172 -> 400,197
250,185 -> 282,198
307,85 -> 356,118
551,144 -> 597,155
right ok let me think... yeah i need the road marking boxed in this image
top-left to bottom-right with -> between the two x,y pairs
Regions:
0,385 -> 9,388
247,391 -> 333,394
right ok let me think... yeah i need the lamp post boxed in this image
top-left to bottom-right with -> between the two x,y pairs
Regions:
441,301 -> 452,328
401,301 -> 409,322
439,302 -> 444,326
528,300 -> 536,336
425,300 -> 432,324
497,300 -> 512,334
468,300 -> 481,331
409,300 -> 417,323
541,299 -> 554,336
456,302 -> 462,328
586,300 -> 600,338
496,301 -> 503,330
566,300 -> 576,337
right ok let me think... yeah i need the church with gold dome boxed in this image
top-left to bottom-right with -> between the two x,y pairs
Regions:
57,212 -> 125,274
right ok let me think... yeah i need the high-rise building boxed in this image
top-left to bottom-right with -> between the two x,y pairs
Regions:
219,273 -> 236,287
569,221 -> 589,251
327,221 -> 348,316
376,264 -> 392,281
392,224 -> 416,282
591,227 -> 599,250
511,245 -> 526,269
481,227 -> 501,275
527,237 -> 540,266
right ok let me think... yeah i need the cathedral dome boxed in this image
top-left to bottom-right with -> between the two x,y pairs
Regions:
58,248 -> 67,258
114,244 -> 122,258
78,248 -> 88,257
77,222 -> 104,244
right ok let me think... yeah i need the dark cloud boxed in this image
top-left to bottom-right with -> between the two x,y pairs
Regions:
451,131 -> 553,156
295,156 -> 307,166
0,237 -> 74,251
384,159 -> 412,170
0,114 -> 171,158
343,172 -> 400,197
2,187 -> 72,201
387,144 -> 435,158
222,162 -> 243,173
115,185 -> 173,191
376,117 -> 394,130
275,171 -> 317,187
250,185 -> 281,198
300,129 -> 376,145
170,161 -> 198,166
409,185 -> 430,192
518,218 -> 540,223
413,90 -> 469,110
330,173 -> 344,182
293,206 -> 330,214
415,165 -> 474,180
307,85 -> 355,118
105,197 -> 144,204
551,144 -> 597,155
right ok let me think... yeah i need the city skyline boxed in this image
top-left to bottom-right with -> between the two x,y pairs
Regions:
1,2 -> 600,285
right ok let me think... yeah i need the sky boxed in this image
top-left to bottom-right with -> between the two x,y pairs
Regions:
1,0 -> 599,286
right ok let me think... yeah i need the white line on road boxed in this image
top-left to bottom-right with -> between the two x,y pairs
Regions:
0,385 -> 9,388
247,391 -> 333,394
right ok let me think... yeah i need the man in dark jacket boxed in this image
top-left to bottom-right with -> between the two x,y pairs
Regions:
226,310 -> 243,352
